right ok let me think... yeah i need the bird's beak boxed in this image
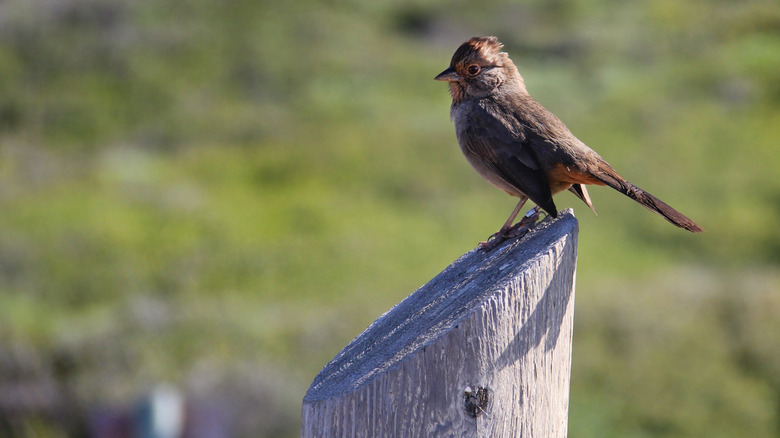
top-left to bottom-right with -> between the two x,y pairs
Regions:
435,66 -> 460,82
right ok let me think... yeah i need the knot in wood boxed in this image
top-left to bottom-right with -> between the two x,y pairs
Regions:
463,386 -> 490,418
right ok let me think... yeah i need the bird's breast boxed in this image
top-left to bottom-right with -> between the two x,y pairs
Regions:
455,133 -> 527,198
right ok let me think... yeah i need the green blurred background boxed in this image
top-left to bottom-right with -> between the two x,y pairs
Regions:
1,0 -> 779,436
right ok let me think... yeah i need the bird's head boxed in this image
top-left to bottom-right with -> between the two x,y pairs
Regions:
435,36 -> 524,102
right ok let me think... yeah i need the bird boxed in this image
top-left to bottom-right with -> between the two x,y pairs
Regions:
435,36 -> 702,249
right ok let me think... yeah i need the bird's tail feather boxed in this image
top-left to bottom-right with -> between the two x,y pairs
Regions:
594,166 -> 702,233
568,184 -> 597,215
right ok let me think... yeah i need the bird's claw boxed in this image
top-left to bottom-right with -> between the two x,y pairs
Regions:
478,208 -> 542,251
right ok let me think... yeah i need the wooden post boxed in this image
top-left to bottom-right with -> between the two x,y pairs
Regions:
301,209 -> 579,437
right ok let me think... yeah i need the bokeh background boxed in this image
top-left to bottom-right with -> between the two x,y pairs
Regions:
1,0 -> 779,436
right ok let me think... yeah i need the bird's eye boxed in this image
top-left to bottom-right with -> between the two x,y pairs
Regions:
467,64 -> 481,76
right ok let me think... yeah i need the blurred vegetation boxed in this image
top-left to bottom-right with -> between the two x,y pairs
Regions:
0,0 -> 779,436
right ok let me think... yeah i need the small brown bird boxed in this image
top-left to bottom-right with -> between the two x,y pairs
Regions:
435,36 -> 702,249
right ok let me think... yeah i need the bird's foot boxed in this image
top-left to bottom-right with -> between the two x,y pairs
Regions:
478,208 -> 542,251
477,230 -> 513,251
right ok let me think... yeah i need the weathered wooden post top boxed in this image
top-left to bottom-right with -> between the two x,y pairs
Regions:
302,210 -> 579,437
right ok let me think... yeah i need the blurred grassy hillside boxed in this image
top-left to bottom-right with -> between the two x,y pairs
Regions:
1,0 -> 779,436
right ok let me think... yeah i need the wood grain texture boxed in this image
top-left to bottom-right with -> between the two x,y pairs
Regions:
302,209 -> 579,437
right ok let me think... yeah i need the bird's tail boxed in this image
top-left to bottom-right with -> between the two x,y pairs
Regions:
568,184 -> 597,215
593,164 -> 703,233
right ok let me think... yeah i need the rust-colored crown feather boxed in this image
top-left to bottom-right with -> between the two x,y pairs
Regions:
450,36 -> 507,67
451,36 -> 503,63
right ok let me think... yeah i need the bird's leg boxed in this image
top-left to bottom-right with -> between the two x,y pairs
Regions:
505,205 -> 541,236
500,197 -> 527,231
479,197 -> 530,250
479,206 -> 542,250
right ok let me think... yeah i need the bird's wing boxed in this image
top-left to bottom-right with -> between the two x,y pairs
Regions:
462,104 -> 558,217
